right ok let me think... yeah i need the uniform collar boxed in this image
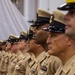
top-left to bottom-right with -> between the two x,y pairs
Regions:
35,51 -> 46,63
61,55 -> 75,74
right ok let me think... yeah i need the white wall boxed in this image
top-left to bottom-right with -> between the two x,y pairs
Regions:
49,0 -> 65,13
23,0 -> 36,21
37,0 -> 65,12
23,0 -> 65,21
37,0 -> 49,11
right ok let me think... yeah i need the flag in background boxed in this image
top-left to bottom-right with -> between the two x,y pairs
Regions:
0,0 -> 30,40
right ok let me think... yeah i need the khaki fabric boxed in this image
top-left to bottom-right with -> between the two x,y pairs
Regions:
37,52 -> 62,75
55,55 -> 75,75
37,9 -> 51,18
0,51 -> 7,74
1,52 -> 9,75
0,51 -> 2,63
26,51 -> 46,75
7,51 -> 23,75
3,52 -> 15,75
9,53 -> 16,63
13,53 -> 35,75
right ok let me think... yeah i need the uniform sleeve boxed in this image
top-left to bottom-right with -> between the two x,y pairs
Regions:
13,59 -> 28,75
48,56 -> 62,75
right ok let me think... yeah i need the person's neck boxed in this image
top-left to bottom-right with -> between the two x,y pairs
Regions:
57,48 -> 75,65
21,49 -> 27,55
32,45 -> 45,57
6,49 -> 11,52
42,43 -> 48,52
14,49 -> 20,54
7,50 -> 11,53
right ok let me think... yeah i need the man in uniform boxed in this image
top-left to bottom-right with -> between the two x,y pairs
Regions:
25,29 -> 47,75
0,40 -> 7,75
0,41 -> 3,63
32,9 -> 51,51
0,34 -> 18,75
13,30 -> 35,75
31,9 -> 62,75
57,0 -> 75,40
18,30 -> 28,55
45,9 -> 75,75
7,34 -> 24,75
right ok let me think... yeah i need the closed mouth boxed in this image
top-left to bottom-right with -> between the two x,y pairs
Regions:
65,24 -> 71,29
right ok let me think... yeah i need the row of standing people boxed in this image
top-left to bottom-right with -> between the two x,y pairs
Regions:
0,8 -> 62,75
1,0 -> 75,74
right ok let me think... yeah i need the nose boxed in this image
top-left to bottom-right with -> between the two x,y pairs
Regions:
46,36 -> 51,44
34,29 -> 37,34
64,13 -> 70,21
32,30 -> 37,39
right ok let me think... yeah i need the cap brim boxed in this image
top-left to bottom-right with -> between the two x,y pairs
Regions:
31,24 -> 36,27
57,3 -> 75,10
43,20 -> 65,33
31,24 -> 44,27
31,22 -> 41,27
42,27 -> 50,31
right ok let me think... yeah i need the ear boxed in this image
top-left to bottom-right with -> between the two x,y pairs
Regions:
37,44 -> 41,47
67,38 -> 72,46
